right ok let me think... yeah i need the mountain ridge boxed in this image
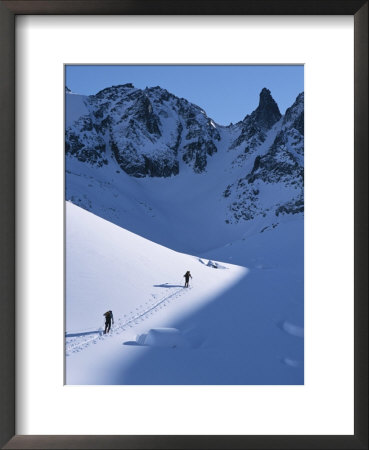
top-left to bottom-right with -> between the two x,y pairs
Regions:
65,84 -> 304,253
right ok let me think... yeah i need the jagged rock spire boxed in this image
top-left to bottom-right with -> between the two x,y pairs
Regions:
253,88 -> 282,129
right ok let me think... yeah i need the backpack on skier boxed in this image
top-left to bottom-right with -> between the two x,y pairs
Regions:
184,271 -> 192,287
104,310 -> 114,323
103,310 -> 114,334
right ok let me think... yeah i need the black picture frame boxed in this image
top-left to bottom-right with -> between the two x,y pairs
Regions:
0,1 -> 367,449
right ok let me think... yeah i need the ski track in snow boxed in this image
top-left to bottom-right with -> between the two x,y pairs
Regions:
65,285 -> 192,355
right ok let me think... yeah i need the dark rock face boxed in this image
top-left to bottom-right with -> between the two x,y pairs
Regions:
131,95 -> 162,137
283,92 -> 304,136
275,194 -> 304,216
144,156 -> 179,178
246,140 -> 303,186
110,137 -> 179,178
176,99 -> 220,173
65,116 -> 108,167
293,112 -> 304,136
251,87 -> 282,129
182,139 -> 217,173
230,121 -> 266,151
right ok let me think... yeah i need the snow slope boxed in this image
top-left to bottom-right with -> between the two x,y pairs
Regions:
65,92 -> 90,127
66,202 -> 303,385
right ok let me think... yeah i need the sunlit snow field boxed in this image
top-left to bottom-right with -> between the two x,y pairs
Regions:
66,202 -> 303,385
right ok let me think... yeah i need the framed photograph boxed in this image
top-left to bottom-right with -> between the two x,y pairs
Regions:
64,63 -> 305,386
1,1 -> 367,449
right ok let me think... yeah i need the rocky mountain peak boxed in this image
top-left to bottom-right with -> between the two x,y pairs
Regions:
283,91 -> 304,135
231,88 -> 282,151
295,92 -> 304,103
94,83 -> 136,100
252,87 -> 282,129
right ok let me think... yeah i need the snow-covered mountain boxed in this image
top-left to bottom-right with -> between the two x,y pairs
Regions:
65,84 -> 304,254
66,83 -> 221,176
65,84 -> 304,384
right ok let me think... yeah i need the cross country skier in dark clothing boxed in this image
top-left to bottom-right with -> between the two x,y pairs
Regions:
184,271 -> 192,288
103,310 -> 114,334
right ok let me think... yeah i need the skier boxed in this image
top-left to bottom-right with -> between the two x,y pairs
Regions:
184,270 -> 192,288
103,310 -> 114,334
